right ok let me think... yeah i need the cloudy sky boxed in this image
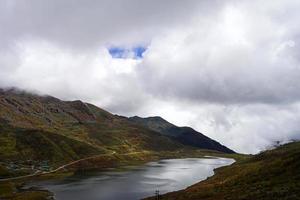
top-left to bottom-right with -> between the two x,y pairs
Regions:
1,0 -> 300,153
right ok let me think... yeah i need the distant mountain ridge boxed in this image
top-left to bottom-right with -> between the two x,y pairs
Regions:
129,116 -> 234,153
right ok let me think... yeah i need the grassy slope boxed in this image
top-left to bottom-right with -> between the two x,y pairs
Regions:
0,90 -> 188,199
0,90 -> 184,170
0,181 -> 52,200
145,141 -> 300,200
0,121 -> 102,170
0,90 -> 239,200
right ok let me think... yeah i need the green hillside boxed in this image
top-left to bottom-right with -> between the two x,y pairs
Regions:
145,141 -> 300,200
0,120 -> 101,171
0,89 -> 186,177
0,88 -> 237,200
0,89 -> 182,154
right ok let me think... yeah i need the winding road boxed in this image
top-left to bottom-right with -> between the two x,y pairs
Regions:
0,151 -> 146,182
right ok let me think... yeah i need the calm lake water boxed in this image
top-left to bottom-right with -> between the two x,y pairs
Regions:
29,157 -> 234,200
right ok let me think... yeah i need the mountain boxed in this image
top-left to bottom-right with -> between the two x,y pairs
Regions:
0,88 -> 185,170
129,116 -> 234,153
0,88 -> 235,182
145,141 -> 300,200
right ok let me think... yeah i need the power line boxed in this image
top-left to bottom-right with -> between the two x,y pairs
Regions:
155,190 -> 160,200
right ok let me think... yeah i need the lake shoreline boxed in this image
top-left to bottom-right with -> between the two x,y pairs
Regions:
1,149 -> 240,200
27,157 -> 235,200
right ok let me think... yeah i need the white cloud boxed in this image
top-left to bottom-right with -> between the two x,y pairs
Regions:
0,39 -> 149,114
1,0 -> 300,153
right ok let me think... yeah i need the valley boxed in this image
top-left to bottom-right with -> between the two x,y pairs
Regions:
0,89 -> 236,200
1,89 -> 298,200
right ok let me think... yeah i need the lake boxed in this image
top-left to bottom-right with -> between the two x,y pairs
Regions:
29,157 -> 234,200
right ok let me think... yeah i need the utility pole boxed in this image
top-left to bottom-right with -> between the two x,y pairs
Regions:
155,190 -> 160,200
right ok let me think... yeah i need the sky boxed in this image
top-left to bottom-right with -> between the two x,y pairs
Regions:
1,0 -> 300,153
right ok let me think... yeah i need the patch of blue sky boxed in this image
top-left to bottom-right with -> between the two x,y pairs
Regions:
132,46 -> 146,59
108,46 -> 146,59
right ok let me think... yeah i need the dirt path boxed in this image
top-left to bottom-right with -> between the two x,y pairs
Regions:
0,151 -> 146,182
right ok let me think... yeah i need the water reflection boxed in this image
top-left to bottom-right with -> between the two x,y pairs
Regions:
31,157 -> 234,200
